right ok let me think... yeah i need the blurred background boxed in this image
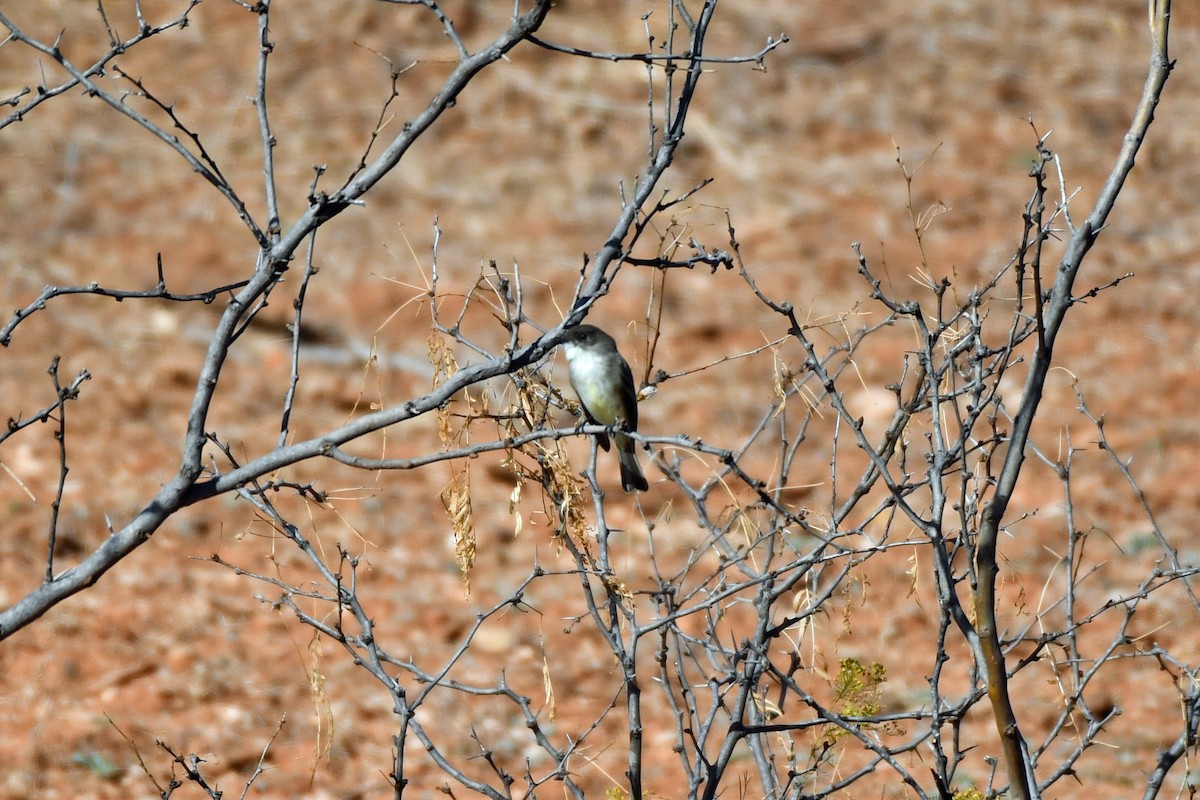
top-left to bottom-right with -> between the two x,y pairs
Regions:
0,1 -> 1197,796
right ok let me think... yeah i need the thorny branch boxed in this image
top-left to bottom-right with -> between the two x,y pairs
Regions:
0,1 -> 1190,799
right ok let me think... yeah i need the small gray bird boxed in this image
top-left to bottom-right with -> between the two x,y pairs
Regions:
560,324 -> 649,492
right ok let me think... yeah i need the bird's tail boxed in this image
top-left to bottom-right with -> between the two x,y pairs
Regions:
615,434 -> 649,492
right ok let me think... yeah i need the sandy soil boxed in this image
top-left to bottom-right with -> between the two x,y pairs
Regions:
1,1 -> 1199,798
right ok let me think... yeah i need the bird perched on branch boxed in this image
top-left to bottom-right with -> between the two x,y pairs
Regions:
559,324 -> 649,492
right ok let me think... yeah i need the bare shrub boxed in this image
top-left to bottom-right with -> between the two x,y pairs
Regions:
0,1 -> 1190,798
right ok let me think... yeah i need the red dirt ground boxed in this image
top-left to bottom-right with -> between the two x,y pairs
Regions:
2,1 -> 1199,798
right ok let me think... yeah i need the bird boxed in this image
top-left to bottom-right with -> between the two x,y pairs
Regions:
559,324 -> 649,492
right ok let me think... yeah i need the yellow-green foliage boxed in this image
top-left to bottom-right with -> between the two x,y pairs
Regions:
811,657 -> 889,756
832,657 -> 886,717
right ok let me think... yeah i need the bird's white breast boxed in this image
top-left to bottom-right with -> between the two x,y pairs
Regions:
564,343 -> 621,424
